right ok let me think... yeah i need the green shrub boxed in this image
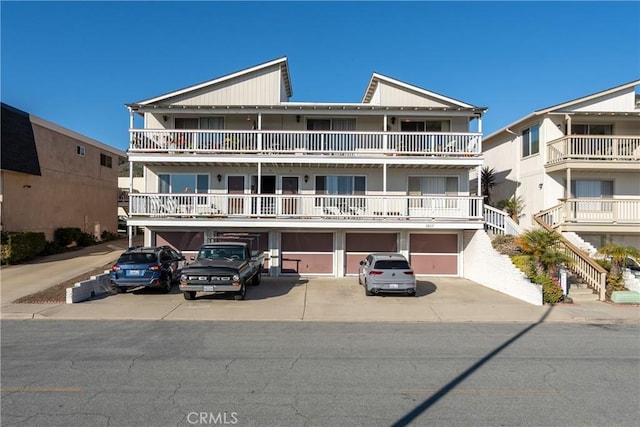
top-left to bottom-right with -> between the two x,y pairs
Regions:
0,231 -> 47,264
511,255 -> 536,279
54,227 -> 83,247
491,235 -> 522,256
535,275 -> 564,304
594,258 -> 611,272
40,241 -> 64,256
76,232 -> 97,247
101,230 -> 118,241
605,273 -> 627,300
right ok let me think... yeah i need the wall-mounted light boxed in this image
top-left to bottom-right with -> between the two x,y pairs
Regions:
22,184 -> 31,189
304,175 -> 309,183
246,115 -> 252,121
538,183 -> 543,189
391,117 -> 396,125
217,174 -> 222,182
296,115 -> 301,123
162,115 -> 168,122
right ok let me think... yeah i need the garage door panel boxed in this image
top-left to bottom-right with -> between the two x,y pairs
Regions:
410,234 -> 457,253
410,254 -> 458,275
281,253 -> 333,274
345,232 -> 398,274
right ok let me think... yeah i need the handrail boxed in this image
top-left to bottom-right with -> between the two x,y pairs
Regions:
534,204 -> 607,300
483,205 -> 523,236
546,135 -> 640,164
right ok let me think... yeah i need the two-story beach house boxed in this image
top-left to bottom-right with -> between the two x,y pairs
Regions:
482,80 -> 640,251
124,57 -> 487,277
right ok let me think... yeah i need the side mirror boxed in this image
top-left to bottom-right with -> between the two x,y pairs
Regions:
181,256 -> 186,261
359,260 -> 365,266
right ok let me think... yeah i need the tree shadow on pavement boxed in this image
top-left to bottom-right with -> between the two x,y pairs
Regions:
391,305 -> 555,427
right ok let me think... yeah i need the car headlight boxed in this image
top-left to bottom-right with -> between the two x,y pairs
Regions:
180,274 -> 187,281
232,274 -> 240,281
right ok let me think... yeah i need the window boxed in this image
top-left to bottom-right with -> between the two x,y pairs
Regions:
76,145 -> 85,156
400,120 -> 451,132
158,173 -> 209,194
571,180 -> 613,198
408,176 -> 459,209
522,124 -> 540,157
571,124 -> 612,135
315,175 -> 366,209
100,153 -> 112,168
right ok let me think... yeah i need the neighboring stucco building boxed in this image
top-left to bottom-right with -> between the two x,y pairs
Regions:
1,103 -> 126,240
481,81 -> 640,249
124,57 -> 488,277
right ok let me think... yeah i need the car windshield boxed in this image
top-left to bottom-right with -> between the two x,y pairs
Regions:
199,247 -> 245,260
118,253 -> 156,264
374,260 -> 410,269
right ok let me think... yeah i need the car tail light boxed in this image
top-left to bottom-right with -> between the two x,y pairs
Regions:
111,265 -> 121,272
149,265 -> 161,271
369,271 -> 383,275
404,271 -> 415,276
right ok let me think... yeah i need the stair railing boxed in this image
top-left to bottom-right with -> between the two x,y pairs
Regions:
484,205 -> 523,236
534,204 -> 607,300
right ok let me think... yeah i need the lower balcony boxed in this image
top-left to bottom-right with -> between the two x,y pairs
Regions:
536,198 -> 640,233
129,193 -> 484,222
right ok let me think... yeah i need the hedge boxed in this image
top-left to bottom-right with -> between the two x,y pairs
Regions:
1,231 -> 47,264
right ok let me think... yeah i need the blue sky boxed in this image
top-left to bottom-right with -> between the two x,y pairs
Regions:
2,1 -> 639,152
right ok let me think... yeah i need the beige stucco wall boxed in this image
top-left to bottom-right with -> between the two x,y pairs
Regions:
1,122 -> 121,240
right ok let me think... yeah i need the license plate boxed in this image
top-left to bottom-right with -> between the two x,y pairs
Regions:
128,270 -> 142,276
389,284 -> 399,288
203,286 -> 214,292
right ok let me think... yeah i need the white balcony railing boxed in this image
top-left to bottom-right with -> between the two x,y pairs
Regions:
535,199 -> 640,227
547,135 -> 640,164
129,193 -> 484,221
129,129 -> 482,157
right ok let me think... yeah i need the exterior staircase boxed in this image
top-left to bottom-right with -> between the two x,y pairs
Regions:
561,232 -> 598,256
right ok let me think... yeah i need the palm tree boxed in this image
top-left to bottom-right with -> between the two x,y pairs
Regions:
497,195 -> 525,224
481,166 -> 497,205
598,244 -> 640,276
516,229 -> 571,276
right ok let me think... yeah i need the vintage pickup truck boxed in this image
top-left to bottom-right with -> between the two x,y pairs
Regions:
179,241 -> 265,301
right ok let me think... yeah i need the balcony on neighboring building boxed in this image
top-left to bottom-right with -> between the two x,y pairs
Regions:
546,135 -> 640,172
536,198 -> 640,233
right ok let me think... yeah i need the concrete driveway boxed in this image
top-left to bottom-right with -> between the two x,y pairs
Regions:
3,276 -> 639,324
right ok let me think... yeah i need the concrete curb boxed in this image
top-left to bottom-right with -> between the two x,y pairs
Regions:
65,271 -> 111,304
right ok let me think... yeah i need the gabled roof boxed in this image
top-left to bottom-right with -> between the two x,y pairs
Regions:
130,57 -> 292,106
1,103 -> 41,176
362,73 -> 485,110
485,79 -> 640,141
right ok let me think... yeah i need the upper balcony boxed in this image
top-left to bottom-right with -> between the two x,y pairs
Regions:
128,129 -> 482,165
545,135 -> 640,172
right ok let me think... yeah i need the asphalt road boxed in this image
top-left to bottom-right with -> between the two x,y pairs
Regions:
1,320 -> 639,427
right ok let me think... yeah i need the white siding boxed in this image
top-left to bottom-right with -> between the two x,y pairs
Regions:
377,81 -> 454,108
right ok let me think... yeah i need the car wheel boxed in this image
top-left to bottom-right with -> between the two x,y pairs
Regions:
183,291 -> 196,300
111,285 -> 124,294
407,289 -> 416,297
234,284 -> 246,300
160,275 -> 171,294
252,271 -> 261,286
365,282 -> 373,296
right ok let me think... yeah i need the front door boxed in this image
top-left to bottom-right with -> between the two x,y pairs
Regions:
251,175 -> 276,215
282,176 -> 299,216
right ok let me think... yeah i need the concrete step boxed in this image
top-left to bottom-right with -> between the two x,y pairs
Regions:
568,286 -> 599,302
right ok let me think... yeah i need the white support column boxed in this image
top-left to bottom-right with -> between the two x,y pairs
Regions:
270,231 -> 280,277
477,114 -> 483,134
257,112 -> 262,151
335,231 -> 345,277
477,165 -> 482,197
128,161 -> 133,247
383,115 -> 388,151
398,230 -> 409,260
